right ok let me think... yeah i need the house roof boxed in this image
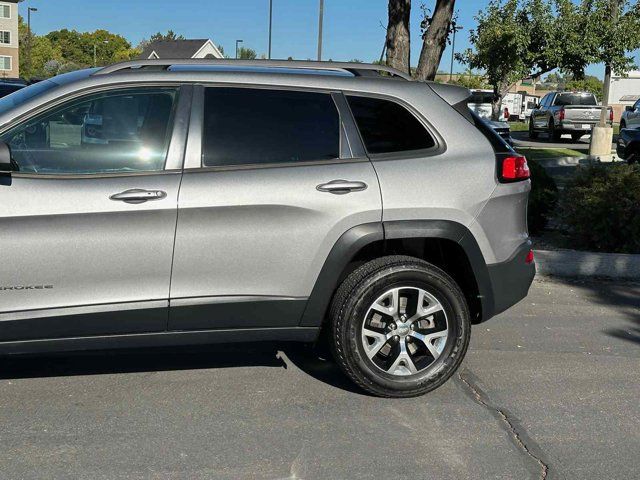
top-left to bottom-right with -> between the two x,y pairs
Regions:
138,39 -> 212,60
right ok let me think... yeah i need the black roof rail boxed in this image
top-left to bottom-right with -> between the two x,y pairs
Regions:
93,59 -> 413,81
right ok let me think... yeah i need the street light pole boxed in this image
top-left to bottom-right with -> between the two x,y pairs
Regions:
317,0 -> 324,61
27,7 -> 38,77
235,39 -> 243,59
268,0 -> 273,59
94,40 -> 109,67
449,23 -> 463,83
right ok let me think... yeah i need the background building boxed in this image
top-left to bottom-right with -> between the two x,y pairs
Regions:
608,71 -> 640,122
138,39 -> 223,60
0,0 -> 20,78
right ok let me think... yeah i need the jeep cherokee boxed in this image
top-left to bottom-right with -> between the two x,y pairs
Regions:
0,60 -> 535,397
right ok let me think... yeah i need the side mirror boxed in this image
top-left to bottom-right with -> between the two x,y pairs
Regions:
0,141 -> 15,173
626,106 -> 634,112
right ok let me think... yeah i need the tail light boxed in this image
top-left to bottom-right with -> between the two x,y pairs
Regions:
499,154 -> 530,182
559,108 -> 565,121
609,108 -> 614,123
504,108 -> 510,120
525,250 -> 535,265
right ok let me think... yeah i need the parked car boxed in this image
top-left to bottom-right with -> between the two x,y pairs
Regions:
529,91 -> 613,141
616,126 -> 640,163
485,119 -> 513,145
620,98 -> 640,130
468,90 -> 514,144
468,89 -> 509,121
0,80 -> 26,99
0,60 -> 535,397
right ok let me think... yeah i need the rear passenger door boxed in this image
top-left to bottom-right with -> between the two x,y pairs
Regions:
168,86 -> 381,330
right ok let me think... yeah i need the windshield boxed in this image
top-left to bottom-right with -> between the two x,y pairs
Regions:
469,92 -> 494,104
554,93 -> 597,106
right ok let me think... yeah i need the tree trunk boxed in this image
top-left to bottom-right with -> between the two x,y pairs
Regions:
416,0 -> 455,81
385,0 -> 411,74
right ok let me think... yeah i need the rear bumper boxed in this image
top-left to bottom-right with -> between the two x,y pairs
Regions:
485,240 -> 536,318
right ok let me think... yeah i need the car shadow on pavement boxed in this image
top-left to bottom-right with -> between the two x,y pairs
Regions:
0,341 -> 364,394
552,277 -> 640,346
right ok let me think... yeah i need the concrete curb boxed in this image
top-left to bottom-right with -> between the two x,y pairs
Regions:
535,249 -> 640,280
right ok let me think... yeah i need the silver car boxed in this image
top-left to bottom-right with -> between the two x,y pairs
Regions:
0,60 -> 535,397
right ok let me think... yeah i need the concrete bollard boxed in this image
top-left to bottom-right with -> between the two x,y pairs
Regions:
589,126 -> 614,158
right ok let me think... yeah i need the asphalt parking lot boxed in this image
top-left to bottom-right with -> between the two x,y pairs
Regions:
1,277 -> 638,480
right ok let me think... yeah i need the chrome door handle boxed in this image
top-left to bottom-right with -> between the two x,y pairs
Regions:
317,180 -> 368,195
109,189 -> 167,204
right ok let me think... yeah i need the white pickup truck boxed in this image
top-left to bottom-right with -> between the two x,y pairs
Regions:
528,91 -> 613,141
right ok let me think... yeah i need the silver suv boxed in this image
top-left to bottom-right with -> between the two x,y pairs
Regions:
0,60 -> 535,397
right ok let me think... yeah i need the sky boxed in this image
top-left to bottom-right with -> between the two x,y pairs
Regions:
20,0 -> 639,79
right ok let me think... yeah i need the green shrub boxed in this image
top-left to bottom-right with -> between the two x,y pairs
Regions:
560,163 -> 640,254
527,159 -> 559,234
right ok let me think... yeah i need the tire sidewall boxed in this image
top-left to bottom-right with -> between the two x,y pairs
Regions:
338,264 -> 469,394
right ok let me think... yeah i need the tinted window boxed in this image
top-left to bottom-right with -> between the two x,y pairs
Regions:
202,88 -> 340,167
553,93 -> 597,106
347,96 -> 435,154
469,92 -> 494,104
1,87 -> 177,174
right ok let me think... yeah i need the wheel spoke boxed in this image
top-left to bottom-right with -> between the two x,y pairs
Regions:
409,331 -> 446,359
362,328 -> 390,359
387,339 -> 418,375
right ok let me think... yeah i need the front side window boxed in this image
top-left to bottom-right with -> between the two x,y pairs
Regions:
1,87 -> 178,175
347,95 -> 435,154
202,87 -> 340,167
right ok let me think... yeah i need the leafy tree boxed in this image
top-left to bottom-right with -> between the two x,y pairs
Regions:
416,0 -> 457,81
18,16 -> 62,79
385,0 -> 411,74
459,0 -> 640,120
449,70 -> 490,89
566,75 -> 604,99
150,30 -> 185,42
237,46 -> 257,60
458,0 -> 564,120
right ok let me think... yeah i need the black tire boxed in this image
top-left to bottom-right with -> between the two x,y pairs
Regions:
571,132 -> 583,142
549,120 -> 561,141
329,255 -> 471,398
528,119 -> 539,140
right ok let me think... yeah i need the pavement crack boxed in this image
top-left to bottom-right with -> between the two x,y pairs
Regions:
457,368 -> 549,480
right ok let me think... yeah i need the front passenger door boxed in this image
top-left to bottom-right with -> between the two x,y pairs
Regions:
0,86 -> 189,342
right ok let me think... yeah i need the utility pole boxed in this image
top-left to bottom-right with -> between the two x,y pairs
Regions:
268,0 -> 273,59
599,0 -> 619,127
591,0 -> 620,159
449,22 -> 463,83
317,0 -> 324,61
27,7 -> 38,77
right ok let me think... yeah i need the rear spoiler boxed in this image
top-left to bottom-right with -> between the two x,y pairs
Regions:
427,82 -> 471,107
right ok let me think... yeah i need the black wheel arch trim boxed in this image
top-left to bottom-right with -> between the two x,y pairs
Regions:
299,220 -> 498,328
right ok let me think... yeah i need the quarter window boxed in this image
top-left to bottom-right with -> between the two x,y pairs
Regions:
1,87 -> 178,175
202,87 -> 340,167
347,96 -> 435,154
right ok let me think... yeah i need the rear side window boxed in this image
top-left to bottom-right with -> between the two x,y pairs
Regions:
347,95 -> 435,154
202,88 -> 340,167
